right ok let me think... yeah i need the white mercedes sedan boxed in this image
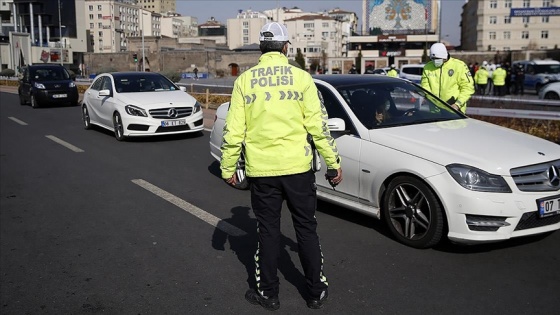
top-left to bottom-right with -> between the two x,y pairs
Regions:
82,72 -> 204,141
209,75 -> 560,248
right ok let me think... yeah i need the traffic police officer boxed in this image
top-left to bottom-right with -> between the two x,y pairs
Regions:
421,43 -> 475,113
220,22 -> 342,311
474,66 -> 489,96
492,64 -> 507,96
387,64 -> 398,78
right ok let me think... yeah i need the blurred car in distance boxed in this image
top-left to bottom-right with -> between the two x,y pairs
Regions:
399,64 -> 424,84
82,72 -> 204,141
370,67 -> 401,76
538,82 -> 560,100
18,64 -> 79,108
512,59 -> 560,93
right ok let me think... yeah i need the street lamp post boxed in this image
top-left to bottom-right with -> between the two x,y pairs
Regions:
58,0 -> 63,65
141,12 -> 145,72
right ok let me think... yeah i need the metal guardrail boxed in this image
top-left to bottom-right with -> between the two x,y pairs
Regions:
467,107 -> 560,120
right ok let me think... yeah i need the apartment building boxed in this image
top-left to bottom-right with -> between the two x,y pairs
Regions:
461,0 -> 560,51
137,0 -> 175,15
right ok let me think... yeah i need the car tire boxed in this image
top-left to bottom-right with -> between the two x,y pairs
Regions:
31,94 -> 39,108
382,176 -> 444,249
113,112 -> 126,141
544,91 -> 559,100
82,105 -> 92,130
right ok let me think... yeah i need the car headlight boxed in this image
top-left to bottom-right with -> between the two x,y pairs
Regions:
34,82 -> 45,89
193,101 -> 202,114
125,105 -> 147,117
69,82 -> 76,88
446,164 -> 511,193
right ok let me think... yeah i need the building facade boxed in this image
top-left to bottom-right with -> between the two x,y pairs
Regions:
137,0 -> 175,15
461,0 -> 560,52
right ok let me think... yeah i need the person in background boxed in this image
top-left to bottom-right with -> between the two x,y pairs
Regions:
420,43 -> 475,113
474,65 -> 489,96
492,64 -> 507,96
513,64 -> 525,95
193,67 -> 199,80
486,62 -> 496,95
220,21 -> 342,311
503,62 -> 512,94
387,64 -> 399,78
348,64 -> 358,74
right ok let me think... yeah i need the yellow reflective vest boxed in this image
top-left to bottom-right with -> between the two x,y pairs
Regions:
420,57 -> 475,113
492,68 -> 507,86
387,69 -> 398,78
474,68 -> 489,85
220,52 -> 341,178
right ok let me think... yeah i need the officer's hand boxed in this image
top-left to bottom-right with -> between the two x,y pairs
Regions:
226,173 -> 238,186
331,168 -> 343,185
451,103 -> 460,111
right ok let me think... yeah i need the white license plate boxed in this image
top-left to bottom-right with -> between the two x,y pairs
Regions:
161,119 -> 186,127
53,94 -> 67,98
537,195 -> 560,218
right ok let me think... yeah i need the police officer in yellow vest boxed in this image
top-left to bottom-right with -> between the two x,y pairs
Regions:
421,43 -> 474,113
387,64 -> 398,78
492,64 -> 507,96
474,66 -> 489,95
220,22 -> 342,311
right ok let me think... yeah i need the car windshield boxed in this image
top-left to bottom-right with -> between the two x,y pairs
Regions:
31,68 -> 70,81
113,74 -> 179,93
402,67 -> 423,75
336,81 -> 465,129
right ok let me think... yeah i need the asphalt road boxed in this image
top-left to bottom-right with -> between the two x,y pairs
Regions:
1,91 -> 560,314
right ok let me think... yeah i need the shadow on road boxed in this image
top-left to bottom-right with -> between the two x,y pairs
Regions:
211,206 -> 308,300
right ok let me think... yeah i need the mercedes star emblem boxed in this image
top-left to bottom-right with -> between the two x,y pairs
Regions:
168,108 -> 178,118
547,165 -> 560,187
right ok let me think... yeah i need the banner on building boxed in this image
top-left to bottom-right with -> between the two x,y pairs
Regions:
510,7 -> 560,16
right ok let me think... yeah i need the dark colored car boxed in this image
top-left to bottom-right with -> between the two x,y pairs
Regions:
18,64 -> 79,108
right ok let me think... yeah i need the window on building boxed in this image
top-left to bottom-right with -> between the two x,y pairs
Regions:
489,32 -> 496,40
98,31 -> 103,36
522,16 -> 530,23
98,5 -> 102,10
89,5 -> 93,11
522,31 -> 529,39
304,23 -> 314,28
490,0 -> 497,8
540,46 -> 548,49
98,14 -> 102,19
90,23 -> 94,29
98,22 -> 102,28
89,14 -> 94,20
322,31 -> 328,38
322,22 -> 329,27
504,16 -> 511,23
543,0 -> 551,6
503,31 -> 511,39
243,37 -> 248,45
242,29 -> 248,35
541,30 -> 549,38
243,21 -> 248,28
542,16 -> 549,22
505,0 -> 512,7
489,16 -> 497,24
523,0 -> 530,8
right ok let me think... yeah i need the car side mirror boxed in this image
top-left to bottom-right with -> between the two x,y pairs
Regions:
99,89 -> 111,96
327,118 -> 346,132
179,86 -> 187,92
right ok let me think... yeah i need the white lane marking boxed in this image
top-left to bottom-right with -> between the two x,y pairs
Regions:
131,179 -> 247,237
45,135 -> 85,153
8,117 -> 28,125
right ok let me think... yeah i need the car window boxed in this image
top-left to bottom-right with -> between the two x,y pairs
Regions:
316,85 -> 357,136
101,77 -> 112,91
334,81 -> 464,129
91,77 -> 104,91
402,67 -> 423,76
30,67 -> 70,81
114,75 -> 178,93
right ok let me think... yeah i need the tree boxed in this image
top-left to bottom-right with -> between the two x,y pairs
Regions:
295,48 -> 305,70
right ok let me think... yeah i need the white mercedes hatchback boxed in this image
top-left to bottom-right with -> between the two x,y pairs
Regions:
82,72 -> 204,141
209,75 -> 560,248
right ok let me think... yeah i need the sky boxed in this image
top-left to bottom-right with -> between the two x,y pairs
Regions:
175,0 -> 466,46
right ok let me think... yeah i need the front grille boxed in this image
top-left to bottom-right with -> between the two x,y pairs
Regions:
149,107 -> 193,119
127,124 -> 149,131
514,211 -> 560,231
155,125 -> 191,133
510,159 -> 560,192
